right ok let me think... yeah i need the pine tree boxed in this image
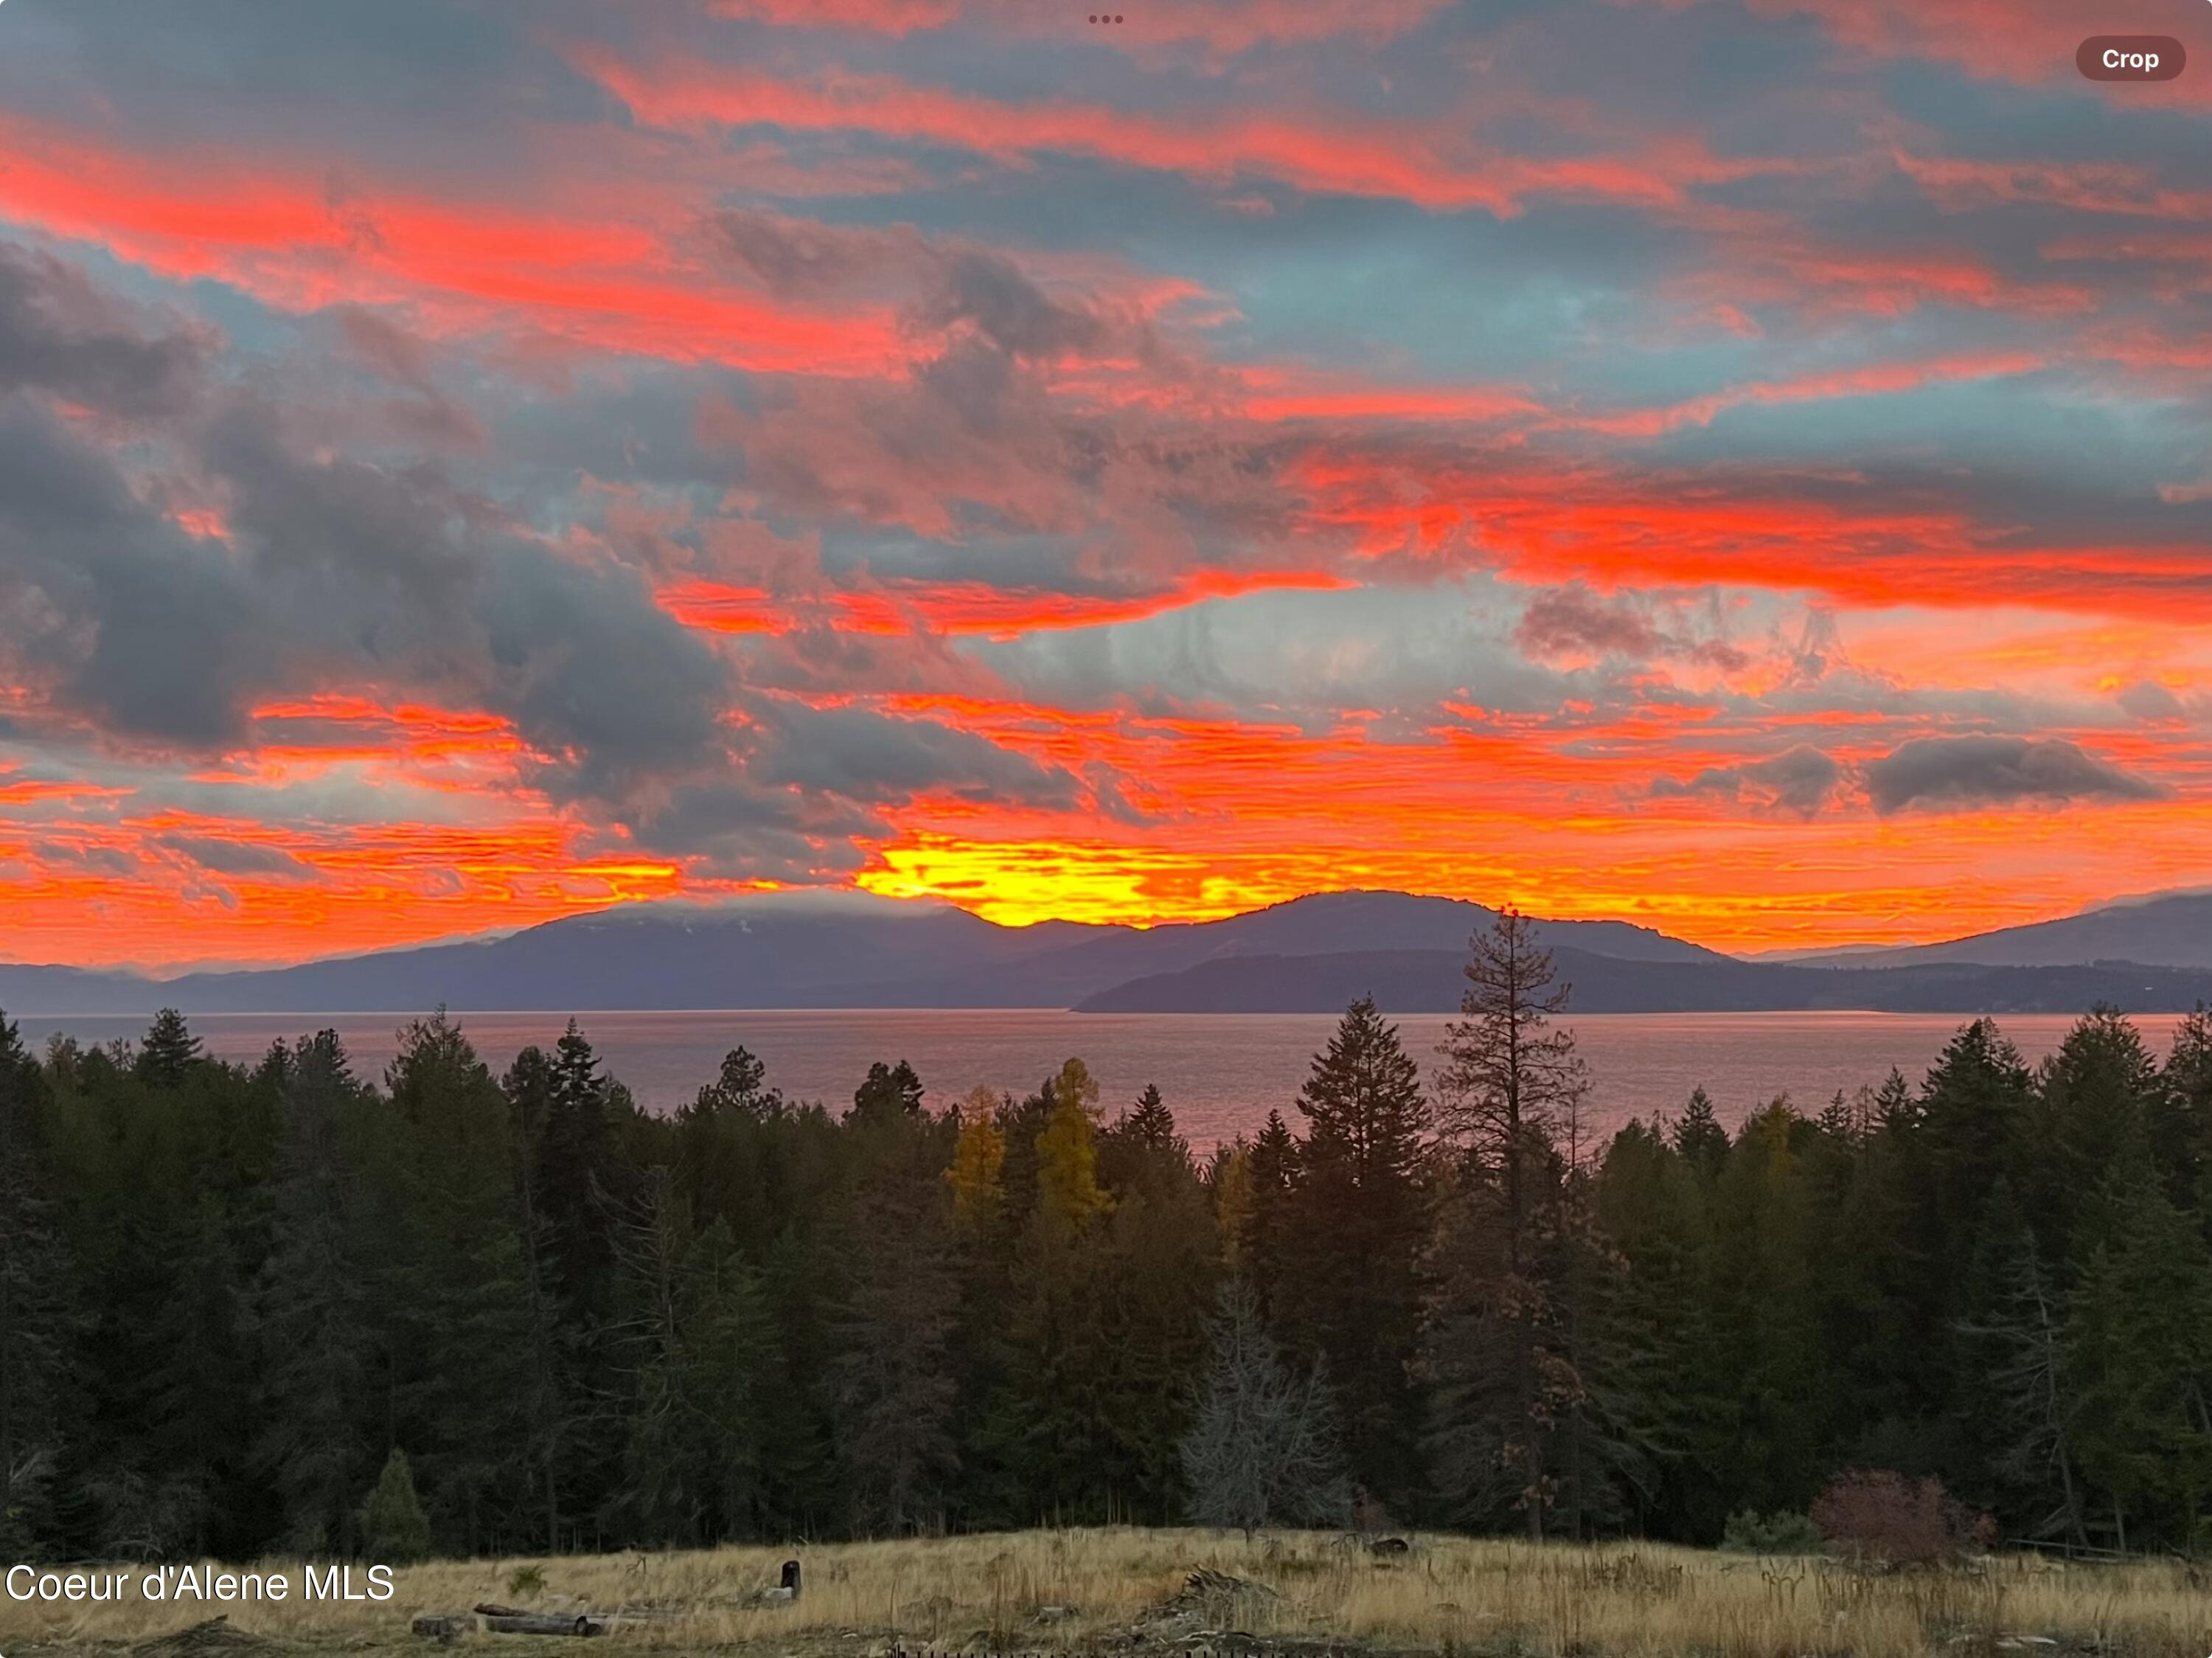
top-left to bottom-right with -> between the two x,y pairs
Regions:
1802,1093 -> 1927,1485
0,1011 -> 79,1559
669,1047 -> 796,1257
254,1031 -> 373,1554
681,1219 -> 776,1539
2063,1134 -> 2212,1550
609,1162 -> 693,1544
1673,1088 -> 1729,1176
381,1014 -> 541,1554
361,1448 -> 431,1564
501,1043 -> 575,1551
541,1021 -> 622,1311
850,1060 -> 926,1124
534,1019 -> 643,1538
2156,1004 -> 2212,1210
610,1169 -> 773,1545
1872,1067 -> 1917,1133
1240,1110 -> 1298,1315
1837,1021 -> 2032,1476
1430,913 -> 1586,1536
1282,996 -> 1430,1510
986,1213 -> 1114,1519
1919,1019 -> 2033,1262
1705,1102 -> 1823,1514
1093,1147 -> 1220,1519
977,1067 -> 1126,1525
2027,1007 -> 2160,1256
1438,909 -> 1587,1172
1547,1192 -> 1672,1539
1816,1089 -> 1854,1142
1955,1184 -> 2084,1546
751,1214 -> 845,1538
831,1121 -> 962,1532
1180,1283 -> 1349,1536
1592,1120 -> 1719,1538
140,1192 -> 248,1554
1427,1146 -> 1584,1534
688,1045 -> 786,1120
1124,1083 -> 1176,1150
137,1009 -> 202,1089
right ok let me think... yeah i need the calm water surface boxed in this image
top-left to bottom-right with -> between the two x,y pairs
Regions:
18,1008 -> 2186,1148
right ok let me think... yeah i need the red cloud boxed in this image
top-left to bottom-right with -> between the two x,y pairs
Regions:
571,50 -> 1790,216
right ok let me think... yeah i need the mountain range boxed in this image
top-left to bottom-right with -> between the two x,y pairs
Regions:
1783,889 -> 2212,971
3,887 -> 2210,1017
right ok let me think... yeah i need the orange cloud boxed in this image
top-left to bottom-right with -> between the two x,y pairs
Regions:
661,567 -> 1358,639
0,113 -> 912,374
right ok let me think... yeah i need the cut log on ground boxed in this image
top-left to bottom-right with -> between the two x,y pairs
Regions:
481,1612 -> 605,1637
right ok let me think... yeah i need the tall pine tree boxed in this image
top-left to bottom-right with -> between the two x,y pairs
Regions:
1281,997 -> 1430,1513
0,1012 -> 79,1559
254,1032 -> 373,1554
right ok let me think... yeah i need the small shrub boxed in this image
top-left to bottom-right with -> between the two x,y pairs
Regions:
507,1564 -> 548,1598
361,1447 -> 432,1564
1720,1508 -> 1826,1555
1810,1468 -> 1993,1567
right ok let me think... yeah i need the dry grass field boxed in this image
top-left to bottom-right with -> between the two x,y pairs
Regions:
6,1529 -> 2211,1658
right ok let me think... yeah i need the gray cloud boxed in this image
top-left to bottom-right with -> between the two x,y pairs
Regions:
973,580 -> 1568,726
476,538 -> 730,798
330,307 -> 485,448
0,244 -> 204,417
0,398 -> 268,742
914,251 -> 1109,361
619,776 -> 832,873
0,277 -> 732,822
710,209 -> 1245,553
4,382 -> 737,801
2115,680 -> 2186,724
716,212 -> 1112,361
714,210 -> 923,300
198,400 -> 732,802
752,701 -> 1085,809
48,842 -> 143,878
1652,743 -> 1841,818
1863,735 -> 2165,814
156,834 -> 316,879
1515,582 -> 1751,671
1517,585 -> 1664,660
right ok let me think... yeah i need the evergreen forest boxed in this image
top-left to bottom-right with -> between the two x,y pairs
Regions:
5,912 -> 2211,1563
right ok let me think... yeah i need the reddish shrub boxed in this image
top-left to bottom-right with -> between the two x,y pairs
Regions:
1809,1469 -> 1995,1567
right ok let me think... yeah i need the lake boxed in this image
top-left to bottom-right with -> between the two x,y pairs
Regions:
15,1007 -> 2188,1149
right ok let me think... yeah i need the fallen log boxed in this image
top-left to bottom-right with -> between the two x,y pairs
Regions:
481,1612 -> 604,1637
417,1608 -> 611,1640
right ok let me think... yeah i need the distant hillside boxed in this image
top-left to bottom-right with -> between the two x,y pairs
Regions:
1073,947 -> 2212,1015
13,887 -> 2210,1018
1793,889 -> 2212,971
0,889 -> 1720,1015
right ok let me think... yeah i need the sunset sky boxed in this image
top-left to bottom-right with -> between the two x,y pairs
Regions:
4,0 -> 2211,970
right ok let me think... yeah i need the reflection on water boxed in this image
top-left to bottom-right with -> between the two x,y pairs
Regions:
19,1007 -> 2182,1151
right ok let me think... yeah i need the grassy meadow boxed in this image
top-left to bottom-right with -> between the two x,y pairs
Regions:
6,1529 -> 2212,1658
